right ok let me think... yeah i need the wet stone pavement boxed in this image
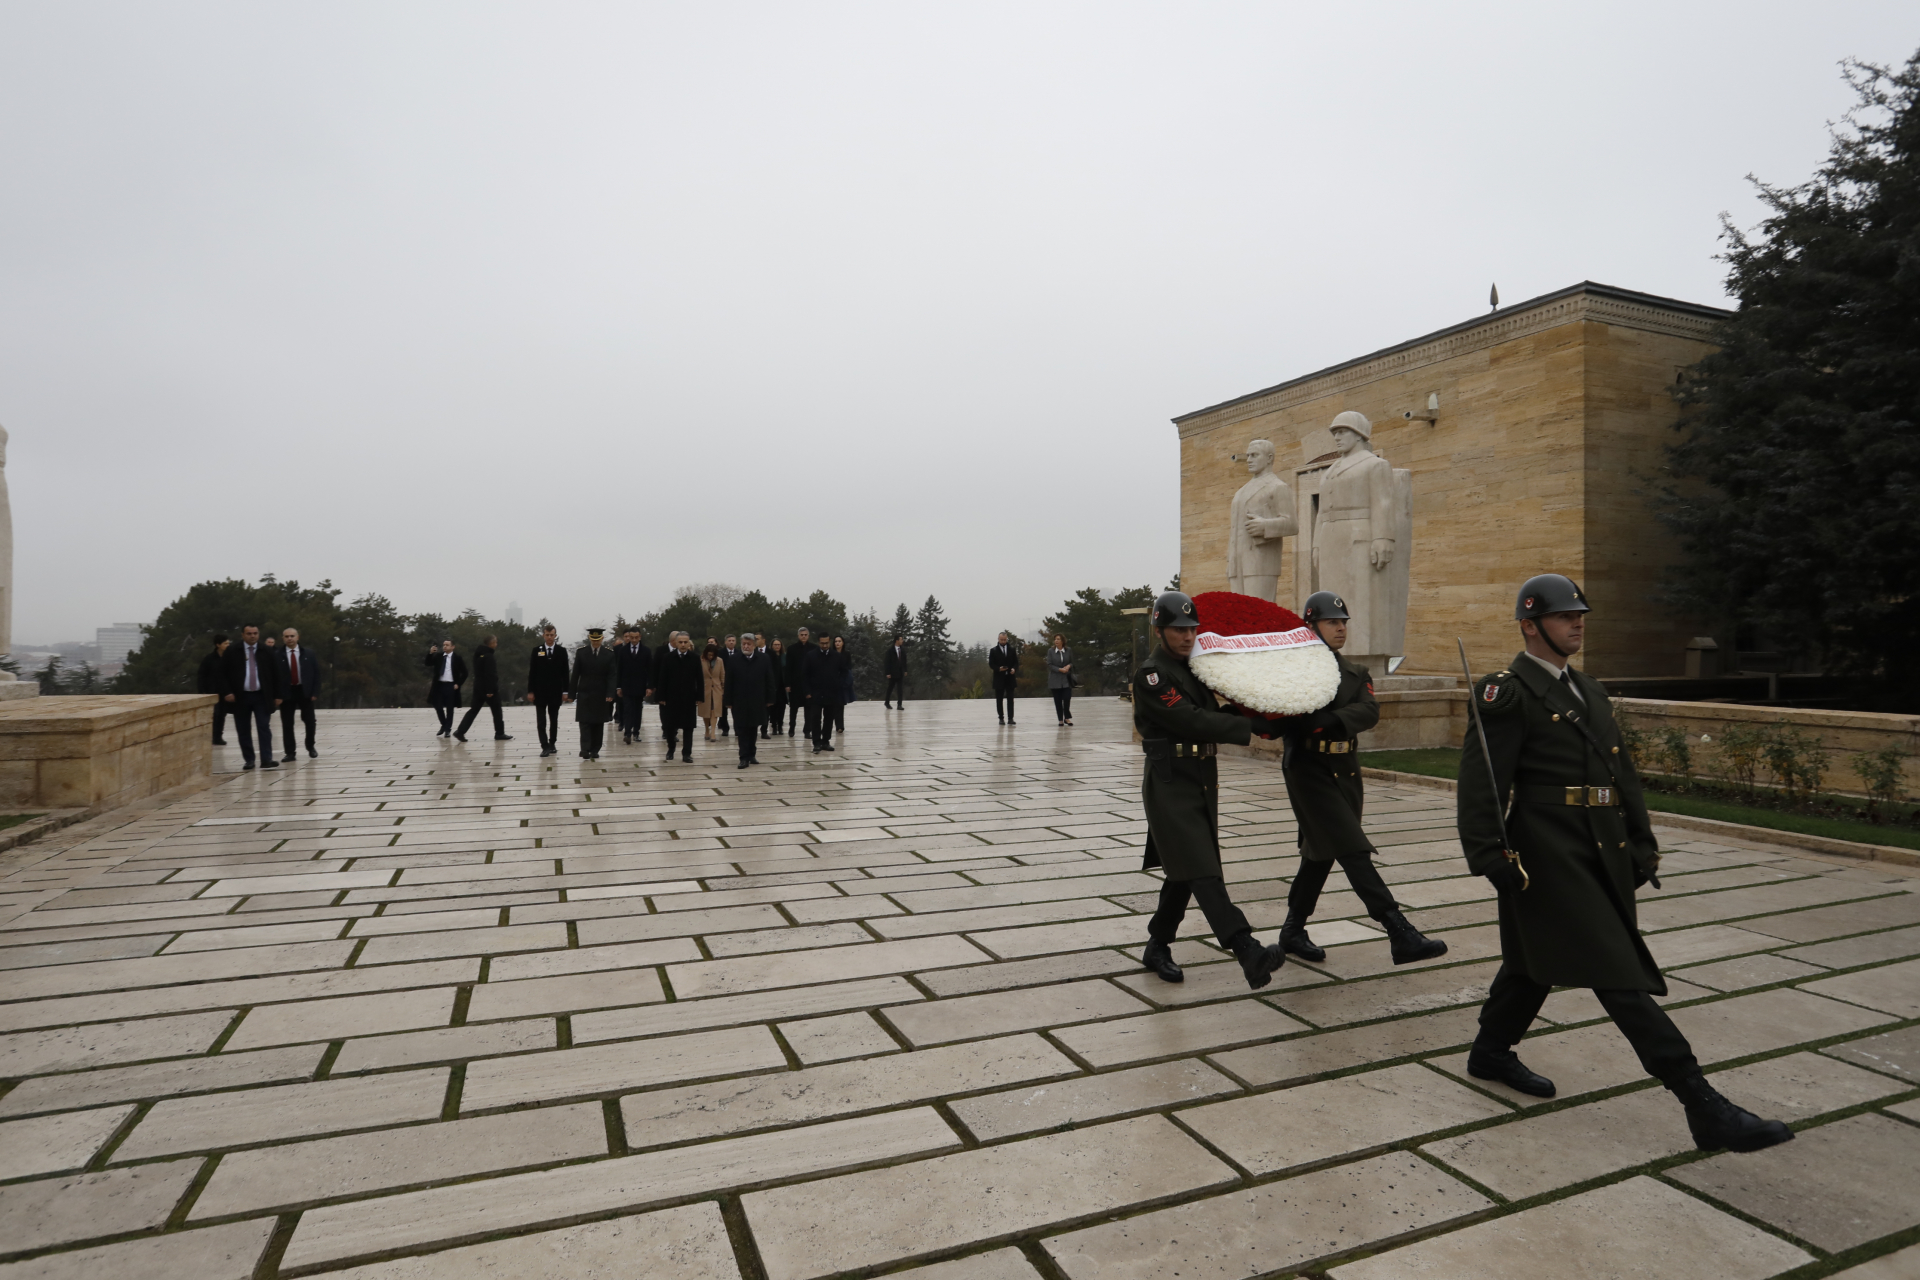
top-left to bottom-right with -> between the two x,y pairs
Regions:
1,699 -> 1917,1279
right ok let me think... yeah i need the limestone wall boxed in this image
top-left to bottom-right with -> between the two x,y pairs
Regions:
1613,697 -> 1920,799
0,695 -> 213,810
1177,285 -> 1722,679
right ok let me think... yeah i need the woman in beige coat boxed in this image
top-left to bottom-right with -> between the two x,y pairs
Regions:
700,640 -> 727,740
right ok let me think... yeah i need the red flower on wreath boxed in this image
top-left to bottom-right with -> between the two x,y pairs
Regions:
1189,592 -> 1308,636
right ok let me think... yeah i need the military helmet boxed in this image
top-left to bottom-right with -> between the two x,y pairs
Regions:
1514,574 -> 1590,620
1302,591 -> 1350,624
1151,591 -> 1200,629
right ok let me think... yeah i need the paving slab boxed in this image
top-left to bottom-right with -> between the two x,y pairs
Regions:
1825,1025 -> 1920,1082
1046,1152 -> 1491,1280
951,1058 -> 1240,1141
300,1203 -> 739,1279
331,1019 -> 555,1073
0,1105 -> 134,1180
0,1160 -> 201,1253
1825,1242 -> 1920,1280
113,1068 -> 448,1160
742,1115 -> 1237,1280
1052,1000 -> 1308,1068
620,1034 -> 1075,1146
1328,1176 -> 1809,1279
1800,957 -> 1920,1019
461,1025 -> 786,1110
0,1011 -> 233,1076
190,1101 -> 607,1218
225,986 -> 455,1050
0,1043 -> 326,1117
1671,1113 -> 1920,1252
1211,1006 -> 1482,1087
888,1249 -> 1040,1279
779,1012 -> 901,1064
1182,1064 -> 1510,1174
882,979 -> 1151,1046
465,968 -> 665,1021
0,1219 -> 273,1280
282,1108 -> 961,1271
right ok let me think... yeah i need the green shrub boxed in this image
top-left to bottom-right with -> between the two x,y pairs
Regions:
1856,744 -> 1909,821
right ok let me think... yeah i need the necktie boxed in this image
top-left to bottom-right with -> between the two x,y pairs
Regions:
289,650 -> 300,686
246,646 -> 258,692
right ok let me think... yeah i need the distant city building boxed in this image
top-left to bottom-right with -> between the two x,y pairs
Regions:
95,623 -> 146,664
505,601 -> 524,627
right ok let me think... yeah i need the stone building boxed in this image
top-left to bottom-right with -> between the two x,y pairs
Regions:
1175,282 -> 1727,679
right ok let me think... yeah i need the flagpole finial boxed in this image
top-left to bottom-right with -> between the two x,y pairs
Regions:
1489,283 -> 1500,311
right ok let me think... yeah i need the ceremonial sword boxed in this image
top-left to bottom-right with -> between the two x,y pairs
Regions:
1457,638 -> 1529,891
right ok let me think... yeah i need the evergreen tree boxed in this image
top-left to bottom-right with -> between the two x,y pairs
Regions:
911,595 -> 955,686
1042,584 -> 1154,694
1661,52 -> 1920,706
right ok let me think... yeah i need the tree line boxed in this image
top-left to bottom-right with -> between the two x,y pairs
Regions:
107,576 -> 1169,707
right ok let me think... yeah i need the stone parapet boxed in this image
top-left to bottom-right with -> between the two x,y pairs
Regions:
1612,697 -> 1920,797
0,695 -> 213,810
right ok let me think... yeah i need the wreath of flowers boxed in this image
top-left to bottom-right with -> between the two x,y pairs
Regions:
1186,591 -> 1340,715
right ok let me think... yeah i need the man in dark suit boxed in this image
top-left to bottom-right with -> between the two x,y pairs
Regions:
989,632 -> 1021,725
526,624 -> 570,756
883,635 -> 908,709
455,635 -> 513,742
217,624 -> 285,770
571,626 -> 619,760
656,631 -> 703,761
425,640 -> 467,737
197,635 -> 230,744
725,633 -> 780,768
807,631 -> 841,752
616,628 -> 653,745
717,634 -> 738,737
789,626 -> 814,739
277,627 -> 324,760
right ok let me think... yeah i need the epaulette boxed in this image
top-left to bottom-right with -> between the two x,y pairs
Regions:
1473,670 -> 1522,716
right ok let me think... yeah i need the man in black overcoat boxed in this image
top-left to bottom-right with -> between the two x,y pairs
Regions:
571,627 -> 619,760
989,632 -> 1020,724
788,627 -> 814,739
454,635 -> 512,742
615,628 -> 653,744
198,635 -> 230,744
526,624 -> 570,757
656,632 -> 704,761
1459,573 -> 1790,1153
1278,592 -> 1447,966
1133,592 -> 1287,990
883,636 -> 908,709
725,633 -> 780,768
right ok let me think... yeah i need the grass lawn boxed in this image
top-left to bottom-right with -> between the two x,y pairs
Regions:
1360,749 -> 1920,852
0,813 -> 43,832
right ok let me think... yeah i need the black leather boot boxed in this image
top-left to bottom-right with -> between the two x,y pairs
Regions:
1466,1044 -> 1556,1097
1383,910 -> 1449,964
1142,940 -> 1184,983
1278,912 -> 1325,962
1227,932 -> 1285,989
1669,1074 -> 1794,1152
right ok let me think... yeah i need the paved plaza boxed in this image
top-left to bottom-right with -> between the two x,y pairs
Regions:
1,699 -> 1918,1279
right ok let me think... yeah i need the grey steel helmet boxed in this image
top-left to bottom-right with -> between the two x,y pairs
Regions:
1151,591 -> 1199,629
1514,574 -> 1590,620
1302,591 -> 1350,624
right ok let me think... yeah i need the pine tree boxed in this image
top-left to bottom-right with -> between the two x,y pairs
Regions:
1661,52 -> 1920,706
911,595 -> 955,687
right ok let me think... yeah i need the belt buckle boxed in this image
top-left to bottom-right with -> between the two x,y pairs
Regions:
1564,786 -> 1584,805
1591,786 -> 1614,806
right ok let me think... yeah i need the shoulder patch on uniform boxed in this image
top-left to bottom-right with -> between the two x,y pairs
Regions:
1475,674 -> 1522,716
1145,672 -> 1159,686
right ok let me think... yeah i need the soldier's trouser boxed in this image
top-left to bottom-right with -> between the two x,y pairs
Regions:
1476,962 -> 1700,1085
1287,849 -> 1398,922
1148,877 -> 1254,949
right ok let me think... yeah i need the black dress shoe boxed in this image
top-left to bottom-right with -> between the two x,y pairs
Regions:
737,761 -> 751,769
262,760 -> 279,769
1278,912 -> 1325,962
1142,940 -> 1184,983
307,747 -> 318,757
494,735 -> 512,741
1670,1074 -> 1794,1152
1383,910 -> 1449,964
212,738 -> 227,745
1228,932 -> 1285,989
1467,1046 -> 1556,1097
453,732 -> 467,741
243,762 -> 256,771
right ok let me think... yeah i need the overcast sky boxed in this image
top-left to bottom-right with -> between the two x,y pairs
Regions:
3,3 -> 1914,648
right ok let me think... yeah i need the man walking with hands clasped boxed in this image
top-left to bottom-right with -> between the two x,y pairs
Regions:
1459,573 -> 1791,1153
526,624 -> 569,757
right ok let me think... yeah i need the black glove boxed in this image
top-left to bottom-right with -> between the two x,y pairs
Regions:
1633,859 -> 1662,890
1484,863 -> 1526,896
1307,709 -> 1342,732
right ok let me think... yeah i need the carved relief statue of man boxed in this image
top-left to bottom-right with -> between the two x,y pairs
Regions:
1312,411 -> 1408,663
1226,439 -> 1297,603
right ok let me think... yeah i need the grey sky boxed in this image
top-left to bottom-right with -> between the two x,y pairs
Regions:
3,3 -> 1913,647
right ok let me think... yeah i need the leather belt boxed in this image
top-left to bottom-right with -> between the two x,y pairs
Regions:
1517,784 -> 1620,807
1169,742 -> 1215,758
1313,740 -> 1354,754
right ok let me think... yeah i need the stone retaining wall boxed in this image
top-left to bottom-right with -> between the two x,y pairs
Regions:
1612,697 -> 1920,797
0,695 -> 214,810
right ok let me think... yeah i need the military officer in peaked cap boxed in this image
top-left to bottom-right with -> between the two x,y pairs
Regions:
1134,590 -> 1289,990
1459,573 -> 1791,1152
1279,591 -> 1449,965
571,627 -> 620,761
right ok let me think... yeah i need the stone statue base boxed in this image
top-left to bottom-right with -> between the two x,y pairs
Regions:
0,672 -> 36,701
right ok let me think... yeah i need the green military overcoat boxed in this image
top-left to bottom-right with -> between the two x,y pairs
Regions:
1133,648 -> 1254,881
1458,653 -> 1664,992
1282,653 -> 1379,862
571,643 -> 620,724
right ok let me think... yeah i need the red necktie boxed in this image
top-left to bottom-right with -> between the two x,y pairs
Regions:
289,651 -> 300,686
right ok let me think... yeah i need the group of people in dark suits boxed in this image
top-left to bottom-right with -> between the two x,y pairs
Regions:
197,626 -> 324,770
